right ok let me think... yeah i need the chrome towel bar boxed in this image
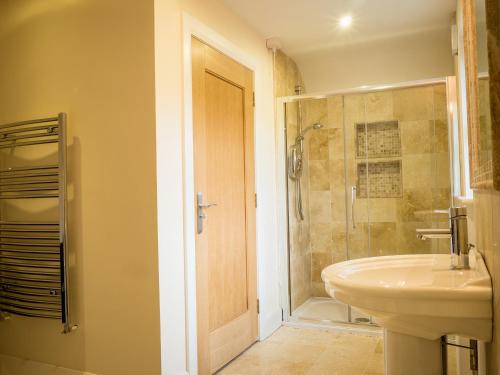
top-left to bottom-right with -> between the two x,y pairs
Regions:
0,114 -> 74,333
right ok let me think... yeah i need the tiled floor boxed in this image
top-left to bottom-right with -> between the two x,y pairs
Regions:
218,326 -> 384,375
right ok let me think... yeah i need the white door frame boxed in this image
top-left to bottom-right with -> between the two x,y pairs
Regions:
181,14 -> 280,375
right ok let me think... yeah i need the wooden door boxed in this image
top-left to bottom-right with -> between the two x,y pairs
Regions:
191,37 -> 258,375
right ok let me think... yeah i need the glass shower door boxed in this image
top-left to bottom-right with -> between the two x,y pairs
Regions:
286,82 -> 452,326
343,85 -> 452,323
343,93 -> 374,324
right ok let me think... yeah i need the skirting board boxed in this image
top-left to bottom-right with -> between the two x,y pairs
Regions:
259,308 -> 282,340
0,355 -> 97,375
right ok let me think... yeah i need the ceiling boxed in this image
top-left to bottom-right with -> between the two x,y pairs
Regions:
221,0 -> 457,55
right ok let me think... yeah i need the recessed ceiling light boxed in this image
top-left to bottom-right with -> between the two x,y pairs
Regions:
339,15 -> 353,29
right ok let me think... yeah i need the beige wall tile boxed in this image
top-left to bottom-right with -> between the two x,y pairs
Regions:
370,222 -> 398,256
369,198 -> 398,222
393,86 -> 434,121
397,188 -> 433,222
275,50 -> 304,97
312,252 -> 333,282
285,102 -> 298,129
433,119 -> 449,153
309,160 -> 330,191
309,191 -> 332,224
433,84 -> 448,122
309,129 -> 329,160
400,120 -> 434,154
290,254 -> 311,311
328,128 -> 345,160
396,221 -> 432,254
332,249 -> 348,264
402,154 -> 433,189
365,91 -> 394,123
304,98 -> 328,127
331,222 -> 348,263
310,223 -> 333,253
347,223 -> 370,259
311,282 -> 330,297
352,198 -> 370,223
327,96 -> 343,128
432,188 -> 452,217
331,189 -> 347,222
344,94 -> 365,125
329,159 -> 346,189
432,152 -> 451,189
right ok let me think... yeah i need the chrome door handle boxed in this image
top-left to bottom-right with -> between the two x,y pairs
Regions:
351,186 -> 357,229
199,203 -> 217,209
197,192 -> 217,234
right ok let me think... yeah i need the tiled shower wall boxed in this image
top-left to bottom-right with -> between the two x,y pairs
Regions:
305,85 -> 452,296
274,51 -> 312,311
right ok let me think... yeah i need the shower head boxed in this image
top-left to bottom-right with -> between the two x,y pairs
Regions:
299,123 -> 324,138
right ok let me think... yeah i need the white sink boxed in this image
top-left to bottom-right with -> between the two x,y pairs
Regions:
322,251 -> 492,374
322,251 -> 492,340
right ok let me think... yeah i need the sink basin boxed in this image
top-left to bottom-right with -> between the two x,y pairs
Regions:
321,251 -> 492,341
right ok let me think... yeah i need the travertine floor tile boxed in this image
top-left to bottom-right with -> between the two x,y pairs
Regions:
218,326 -> 383,375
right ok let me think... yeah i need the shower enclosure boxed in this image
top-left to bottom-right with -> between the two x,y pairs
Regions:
278,79 -> 454,327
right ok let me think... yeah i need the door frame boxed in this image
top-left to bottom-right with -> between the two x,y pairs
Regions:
276,77 -> 452,325
182,14 -> 274,375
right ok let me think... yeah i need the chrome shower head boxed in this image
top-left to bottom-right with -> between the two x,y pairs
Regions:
299,123 -> 324,138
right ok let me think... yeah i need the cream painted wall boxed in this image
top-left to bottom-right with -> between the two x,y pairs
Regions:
0,1 -> 161,375
154,1 -> 279,374
294,28 -> 455,93
0,1 -> 286,374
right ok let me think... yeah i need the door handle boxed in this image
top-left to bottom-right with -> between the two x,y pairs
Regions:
197,192 -> 217,234
351,186 -> 357,229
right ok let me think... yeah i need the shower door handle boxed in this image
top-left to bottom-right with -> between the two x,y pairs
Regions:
351,186 -> 357,229
197,192 -> 217,235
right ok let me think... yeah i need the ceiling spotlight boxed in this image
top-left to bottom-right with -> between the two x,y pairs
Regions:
339,15 -> 353,29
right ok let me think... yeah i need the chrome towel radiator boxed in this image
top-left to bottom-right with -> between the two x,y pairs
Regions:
0,114 -> 74,333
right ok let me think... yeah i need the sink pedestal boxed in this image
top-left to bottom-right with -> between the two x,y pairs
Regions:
384,330 -> 442,375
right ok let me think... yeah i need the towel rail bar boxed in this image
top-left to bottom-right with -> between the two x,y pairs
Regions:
0,114 -> 73,332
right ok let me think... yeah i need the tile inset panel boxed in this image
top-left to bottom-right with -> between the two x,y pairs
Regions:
356,121 -> 401,158
358,160 -> 402,198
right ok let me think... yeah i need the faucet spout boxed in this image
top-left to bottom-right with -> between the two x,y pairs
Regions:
416,228 -> 451,240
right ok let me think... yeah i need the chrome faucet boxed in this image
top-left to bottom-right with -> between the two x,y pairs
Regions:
416,207 -> 471,269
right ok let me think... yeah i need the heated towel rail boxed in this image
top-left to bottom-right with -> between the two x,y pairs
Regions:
0,113 -> 73,333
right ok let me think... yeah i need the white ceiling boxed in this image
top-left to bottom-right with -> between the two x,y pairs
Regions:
222,0 -> 457,55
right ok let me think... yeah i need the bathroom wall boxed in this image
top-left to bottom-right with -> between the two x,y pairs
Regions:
0,1 -> 161,374
306,84 -> 452,295
295,28 -> 455,93
276,51 -> 312,311
0,1 -> 279,374
472,191 -> 500,374
472,0 -> 500,372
